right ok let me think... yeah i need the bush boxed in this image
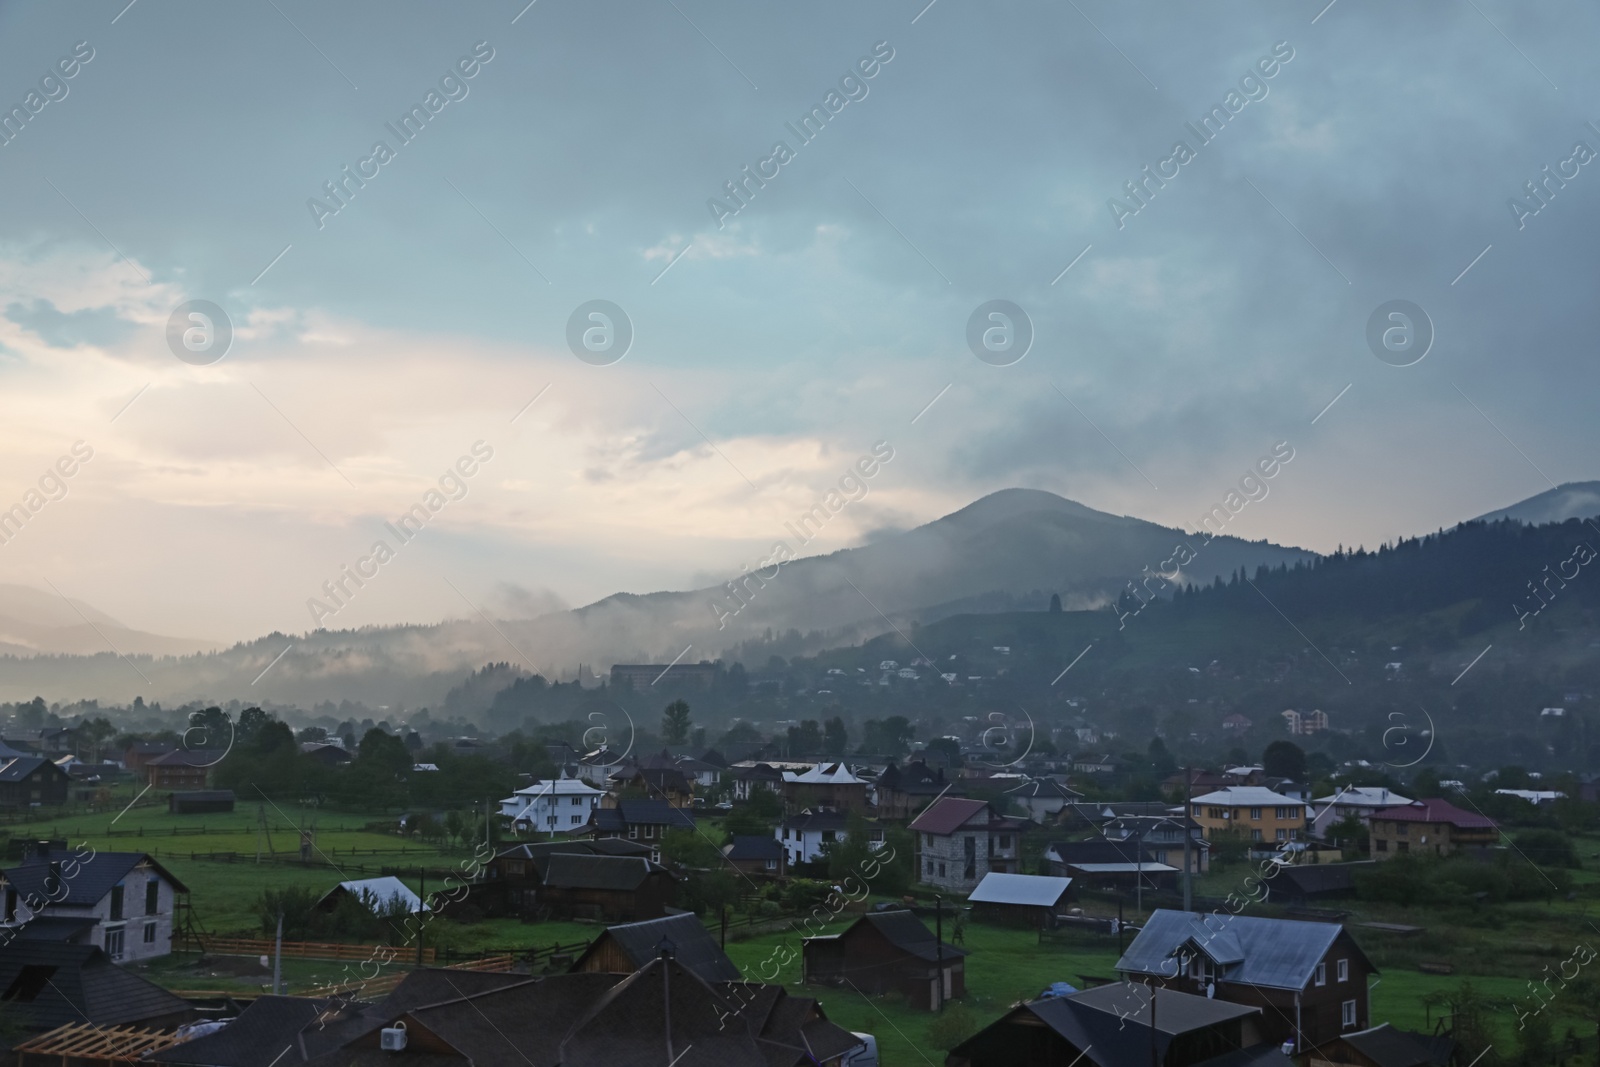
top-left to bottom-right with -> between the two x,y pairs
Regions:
928,1001 -> 979,1051
1511,828 -> 1579,869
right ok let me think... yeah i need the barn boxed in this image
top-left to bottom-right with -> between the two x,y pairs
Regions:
967,872 -> 1072,928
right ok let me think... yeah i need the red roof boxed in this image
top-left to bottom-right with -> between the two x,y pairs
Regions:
1368,798 -> 1498,830
909,797 -> 990,835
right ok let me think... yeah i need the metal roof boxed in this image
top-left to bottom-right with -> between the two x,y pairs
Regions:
1117,909 -> 1369,991
967,873 -> 1072,907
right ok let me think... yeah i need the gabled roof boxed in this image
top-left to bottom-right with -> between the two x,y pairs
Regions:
590,799 -> 696,832
1272,861 -> 1373,897
1117,910 -> 1374,991
909,796 -> 1005,836
320,876 -> 426,914
1047,840 -> 1156,867
1367,798 -> 1497,829
968,872 -> 1072,907
149,994 -> 351,1066
1313,786 -> 1412,808
0,942 -> 191,1032
0,757 -> 70,782
575,913 -> 741,983
724,836 -> 783,862
541,854 -> 657,892
783,762 -> 865,785
1339,1022 -> 1456,1067
779,809 -> 871,834
2,850 -> 188,906
497,839 -> 652,863
849,911 -> 969,963
1191,786 -> 1307,807
1005,778 -> 1083,800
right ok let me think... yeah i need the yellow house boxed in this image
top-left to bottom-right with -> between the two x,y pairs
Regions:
1191,786 -> 1308,845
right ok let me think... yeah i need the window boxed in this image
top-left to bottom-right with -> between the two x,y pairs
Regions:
1375,839 -> 1388,852
145,879 -> 160,916
1275,807 -> 1290,820
644,825 -> 655,839
1396,824 -> 1408,836
822,831 -> 836,843
104,927 -> 124,960
765,859 -> 776,870
1337,959 -> 1349,982
1341,999 -> 1357,1028
938,861 -> 946,877
1250,829 -> 1262,842
628,826 -> 638,839
143,922 -> 157,944
998,836 -> 1011,850
507,861 -> 525,876
1315,962 -> 1326,986
109,884 -> 125,921
1275,829 -> 1287,841
570,815 -> 582,824
1250,807 -> 1262,820
925,860 -> 934,875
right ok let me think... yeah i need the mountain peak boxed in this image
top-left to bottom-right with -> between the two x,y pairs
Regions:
1473,481 -> 1600,526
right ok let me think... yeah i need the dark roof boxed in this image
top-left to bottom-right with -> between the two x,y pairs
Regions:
590,799 -> 696,832
147,749 -> 226,767
725,836 -> 783,862
150,995 -> 347,1066
698,748 -> 729,768
1117,910 -> 1375,991
3,849 -> 188,906
1273,862 -> 1373,898
0,757 -> 69,782
852,911 -> 969,963
575,913 -> 741,983
1368,798 -> 1498,829
10,915 -> 98,941
908,797 -> 992,835
541,853 -> 657,892
1340,1023 -> 1456,1067
392,974 -> 616,1067
958,985 -> 1262,1067
0,941 -> 192,1032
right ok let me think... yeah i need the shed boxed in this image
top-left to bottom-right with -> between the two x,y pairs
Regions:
802,910 -> 967,1011
570,913 -> 740,984
967,872 -> 1072,928
167,790 -> 235,815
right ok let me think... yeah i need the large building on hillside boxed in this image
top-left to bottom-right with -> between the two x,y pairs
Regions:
1190,786 -> 1308,845
910,797 -> 1026,893
1367,798 -> 1499,860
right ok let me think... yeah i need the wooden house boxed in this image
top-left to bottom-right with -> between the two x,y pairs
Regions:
802,910 -> 967,1011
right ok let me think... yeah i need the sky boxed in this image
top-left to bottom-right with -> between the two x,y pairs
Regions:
0,0 -> 1596,646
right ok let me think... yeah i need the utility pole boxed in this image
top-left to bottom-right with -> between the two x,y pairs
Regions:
273,909 -> 284,995
1117,897 -> 1125,956
416,867 -> 426,968
1183,765 -> 1193,913
1134,825 -> 1144,917
934,894 -> 945,1012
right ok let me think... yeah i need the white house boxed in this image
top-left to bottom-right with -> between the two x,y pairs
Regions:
318,876 -> 427,915
775,809 -> 885,866
1309,786 -> 1412,838
1003,777 -> 1084,823
1494,789 -> 1566,805
0,849 -> 186,963
498,775 -> 605,833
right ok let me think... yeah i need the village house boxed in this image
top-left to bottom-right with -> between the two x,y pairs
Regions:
1309,786 -> 1413,838
776,809 -> 884,867
728,761 -> 785,801
497,775 -> 606,834
1190,785 -> 1308,846
144,749 -> 223,791
1117,910 -> 1377,1051
722,835 -> 785,878
781,762 -> 870,812
873,758 -> 959,819
950,983 -> 1293,1067
1003,777 -> 1084,823
910,796 -> 1026,893
0,757 -> 71,808
571,912 -> 741,984
584,797 -> 695,863
1044,839 -> 1180,893
966,872 -> 1072,928
1367,798 -> 1499,860
1100,814 -> 1211,874
0,848 -> 187,963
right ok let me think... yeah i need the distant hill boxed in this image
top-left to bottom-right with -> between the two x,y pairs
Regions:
0,488 -> 1311,705
1475,481 -> 1600,526
0,584 -> 219,658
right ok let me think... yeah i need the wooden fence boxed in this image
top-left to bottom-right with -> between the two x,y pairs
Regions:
199,936 -> 436,964
304,952 -> 517,999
